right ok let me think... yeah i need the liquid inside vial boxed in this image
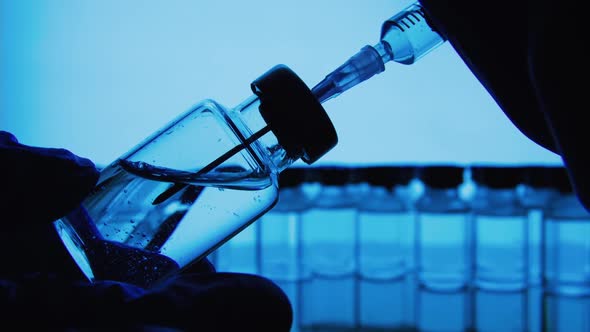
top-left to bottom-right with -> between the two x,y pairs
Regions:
56,159 -> 277,287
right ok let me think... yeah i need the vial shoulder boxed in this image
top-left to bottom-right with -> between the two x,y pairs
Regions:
190,98 -> 229,114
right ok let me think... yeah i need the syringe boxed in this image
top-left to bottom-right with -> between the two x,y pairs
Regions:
312,2 -> 446,103
151,3 -> 445,206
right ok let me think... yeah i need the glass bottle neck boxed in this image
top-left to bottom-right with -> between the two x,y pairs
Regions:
230,95 -> 298,174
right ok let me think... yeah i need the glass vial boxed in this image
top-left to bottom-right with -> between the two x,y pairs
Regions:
544,166 -> 590,296
415,287 -> 470,332
473,289 -> 528,332
358,165 -> 415,280
471,165 -> 528,291
543,293 -> 590,332
53,64 -> 338,288
357,165 -> 415,331
301,165 -> 360,278
520,165 -> 560,286
299,165 -> 360,330
259,166 -> 315,331
212,222 -> 260,274
415,164 -> 470,291
259,167 -> 310,281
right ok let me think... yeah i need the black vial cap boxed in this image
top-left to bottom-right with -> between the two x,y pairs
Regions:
278,167 -> 307,188
297,166 -> 323,184
312,165 -> 352,186
252,64 -> 338,164
417,164 -> 464,189
347,166 -> 367,184
522,165 -> 563,189
364,165 -> 415,189
471,165 -> 525,189
546,166 -> 573,193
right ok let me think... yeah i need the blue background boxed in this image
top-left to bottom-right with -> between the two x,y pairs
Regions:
1,0 -> 562,167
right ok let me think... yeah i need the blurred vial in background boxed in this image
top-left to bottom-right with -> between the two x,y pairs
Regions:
211,172 -> 265,274
543,292 -> 590,332
520,165 -> 562,286
259,167 -> 315,332
473,289 -> 528,332
471,165 -> 527,291
544,167 -> 590,296
358,165 -> 415,279
404,165 -> 423,271
209,185 -> 261,274
415,164 -> 470,291
260,167 -> 310,280
527,287 -> 543,332
299,165 -> 362,330
301,165 -> 360,277
357,165 -> 415,331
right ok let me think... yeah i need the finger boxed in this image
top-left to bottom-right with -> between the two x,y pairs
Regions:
128,272 -> 293,331
2,276 -> 146,328
0,221 -> 89,281
0,132 -> 100,227
4,273 -> 293,330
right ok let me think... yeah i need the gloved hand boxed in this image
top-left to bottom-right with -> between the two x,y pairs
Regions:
0,131 -> 292,330
419,0 -> 586,211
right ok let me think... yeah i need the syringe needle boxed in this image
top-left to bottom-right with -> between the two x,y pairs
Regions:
151,125 -> 272,205
312,43 -> 390,103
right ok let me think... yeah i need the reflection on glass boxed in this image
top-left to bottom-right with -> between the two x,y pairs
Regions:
543,293 -> 590,332
299,277 -> 357,331
359,277 -> 413,330
474,289 -> 528,332
415,286 -> 469,332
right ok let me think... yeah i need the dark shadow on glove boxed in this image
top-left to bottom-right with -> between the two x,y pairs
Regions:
0,131 -> 100,226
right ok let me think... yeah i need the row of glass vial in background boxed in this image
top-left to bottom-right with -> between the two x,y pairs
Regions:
210,164 -> 590,297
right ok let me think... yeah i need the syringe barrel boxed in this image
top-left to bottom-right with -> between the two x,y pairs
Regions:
380,3 -> 446,65
311,2 -> 447,103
